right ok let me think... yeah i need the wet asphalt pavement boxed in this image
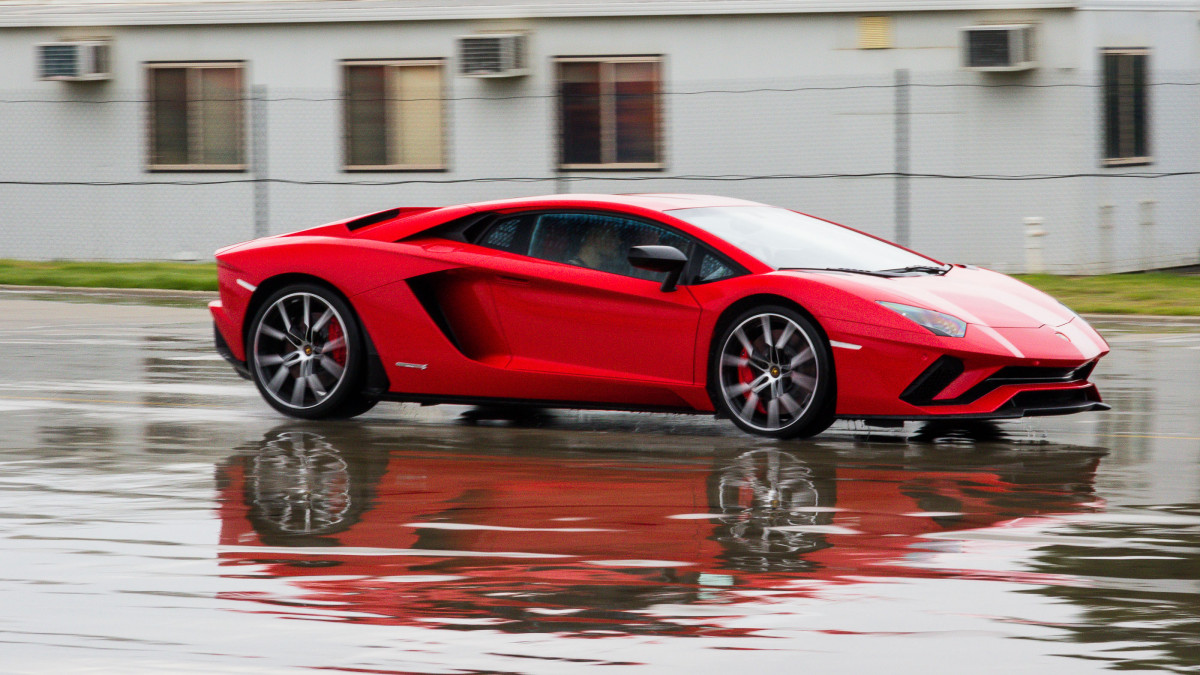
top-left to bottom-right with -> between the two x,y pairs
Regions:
0,290 -> 1197,674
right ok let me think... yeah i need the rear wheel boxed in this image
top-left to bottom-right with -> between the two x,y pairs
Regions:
249,284 -> 371,419
711,305 -> 836,439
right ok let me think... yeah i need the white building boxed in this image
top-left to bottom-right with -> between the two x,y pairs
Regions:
0,0 -> 1197,272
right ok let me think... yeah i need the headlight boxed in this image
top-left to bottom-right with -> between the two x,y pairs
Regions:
878,301 -> 967,338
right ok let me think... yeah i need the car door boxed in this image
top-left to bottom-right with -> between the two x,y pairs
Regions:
478,211 -> 703,385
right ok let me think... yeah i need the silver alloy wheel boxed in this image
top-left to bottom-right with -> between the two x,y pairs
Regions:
252,291 -> 351,410
718,312 -> 820,432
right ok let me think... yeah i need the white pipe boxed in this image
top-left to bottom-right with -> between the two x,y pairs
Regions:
1024,216 -> 1046,274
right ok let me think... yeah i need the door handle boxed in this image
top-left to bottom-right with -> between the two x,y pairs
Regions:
496,275 -> 530,285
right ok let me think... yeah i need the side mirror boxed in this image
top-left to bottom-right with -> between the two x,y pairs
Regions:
628,245 -> 688,292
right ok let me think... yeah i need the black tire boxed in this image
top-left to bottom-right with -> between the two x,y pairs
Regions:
709,305 -> 837,439
248,283 -> 368,419
329,393 -> 380,419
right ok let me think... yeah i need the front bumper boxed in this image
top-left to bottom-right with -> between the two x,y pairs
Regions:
851,385 -> 1110,422
826,317 -> 1110,420
214,321 -> 251,381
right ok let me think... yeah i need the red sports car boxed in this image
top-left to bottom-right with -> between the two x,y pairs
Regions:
210,194 -> 1109,438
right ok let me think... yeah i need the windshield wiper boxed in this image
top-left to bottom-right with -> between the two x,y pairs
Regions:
880,264 -> 951,275
782,267 -> 898,278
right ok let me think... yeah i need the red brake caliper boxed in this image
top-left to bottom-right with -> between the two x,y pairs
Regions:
326,320 -> 347,366
736,349 -> 768,414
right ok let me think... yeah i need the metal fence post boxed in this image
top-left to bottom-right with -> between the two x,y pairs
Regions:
252,85 -> 269,239
894,68 -> 910,248
554,79 -> 568,194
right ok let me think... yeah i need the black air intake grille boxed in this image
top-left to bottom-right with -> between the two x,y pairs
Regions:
1009,388 -> 1101,416
903,359 -> 1099,407
346,208 -> 401,231
900,356 -> 965,405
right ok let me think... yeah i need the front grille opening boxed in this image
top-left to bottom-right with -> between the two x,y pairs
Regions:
1010,388 -> 1100,415
991,361 -> 1096,382
991,365 -> 1076,381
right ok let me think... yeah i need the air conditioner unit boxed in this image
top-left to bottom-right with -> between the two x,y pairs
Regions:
38,41 -> 111,81
961,25 -> 1035,71
457,33 -> 528,78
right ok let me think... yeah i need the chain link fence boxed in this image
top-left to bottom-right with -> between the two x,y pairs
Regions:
2,69 -> 1198,272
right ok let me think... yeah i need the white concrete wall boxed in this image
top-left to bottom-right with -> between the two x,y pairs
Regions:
1075,6 -> 1200,273
0,8 -> 1197,271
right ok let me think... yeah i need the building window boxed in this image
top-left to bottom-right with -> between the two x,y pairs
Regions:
1102,49 -> 1149,166
343,60 -> 445,170
147,63 -> 245,170
557,57 -> 661,169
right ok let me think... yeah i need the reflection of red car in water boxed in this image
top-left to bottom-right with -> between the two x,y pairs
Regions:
217,428 -> 1102,634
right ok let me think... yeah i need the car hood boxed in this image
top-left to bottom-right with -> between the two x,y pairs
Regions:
786,266 -> 1075,329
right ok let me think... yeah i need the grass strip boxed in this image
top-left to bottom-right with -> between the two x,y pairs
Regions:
0,259 -> 217,292
0,260 -> 1196,316
1015,272 -> 1200,316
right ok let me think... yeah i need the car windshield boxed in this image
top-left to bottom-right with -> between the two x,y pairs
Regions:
669,206 -> 939,272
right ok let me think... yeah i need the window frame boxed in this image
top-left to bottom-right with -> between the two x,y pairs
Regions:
460,209 -> 745,285
145,61 -> 247,172
555,55 -> 664,171
1101,48 -> 1151,167
341,58 -> 448,172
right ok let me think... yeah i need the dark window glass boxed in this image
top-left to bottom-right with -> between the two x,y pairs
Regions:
614,61 -> 658,163
694,250 -> 738,283
478,216 -> 528,253
151,68 -> 189,166
559,62 -> 602,165
1103,51 -> 1149,163
346,66 -> 388,167
528,212 -> 690,280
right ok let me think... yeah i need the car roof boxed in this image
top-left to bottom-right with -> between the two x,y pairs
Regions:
463,193 -> 767,213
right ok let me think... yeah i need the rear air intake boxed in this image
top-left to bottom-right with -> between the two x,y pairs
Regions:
345,208 -> 401,231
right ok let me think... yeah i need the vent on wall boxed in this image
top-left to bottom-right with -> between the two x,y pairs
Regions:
38,41 -> 111,81
961,25 -> 1036,71
457,34 -> 528,78
858,16 -> 893,50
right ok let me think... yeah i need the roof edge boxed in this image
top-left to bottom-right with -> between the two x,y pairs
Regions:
0,1 -> 1081,29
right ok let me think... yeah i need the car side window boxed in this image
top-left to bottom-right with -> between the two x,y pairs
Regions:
528,212 -> 692,281
475,215 -> 533,255
692,248 -> 740,284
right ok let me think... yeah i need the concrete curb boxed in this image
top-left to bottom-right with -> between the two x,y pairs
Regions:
0,284 -> 217,301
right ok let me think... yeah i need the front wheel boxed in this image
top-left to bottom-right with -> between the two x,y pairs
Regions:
710,306 -> 836,439
248,284 -> 369,419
